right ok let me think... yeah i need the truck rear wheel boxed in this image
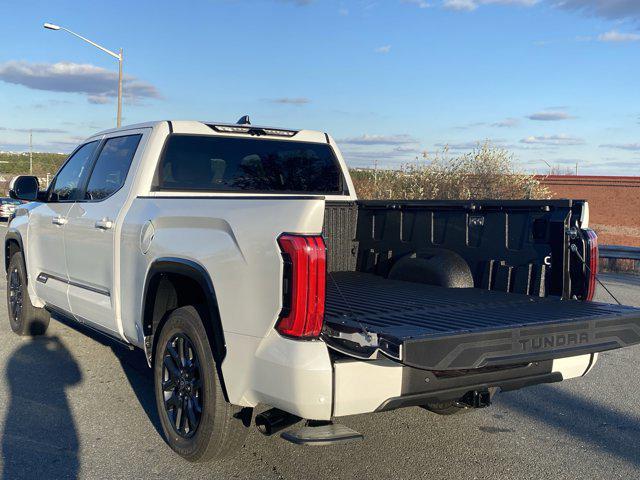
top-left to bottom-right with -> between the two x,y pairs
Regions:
153,305 -> 250,462
7,251 -> 50,336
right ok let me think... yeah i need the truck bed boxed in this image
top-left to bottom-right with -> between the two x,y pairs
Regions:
324,272 -> 640,370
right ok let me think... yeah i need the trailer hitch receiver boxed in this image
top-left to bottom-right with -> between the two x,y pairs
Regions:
459,389 -> 491,409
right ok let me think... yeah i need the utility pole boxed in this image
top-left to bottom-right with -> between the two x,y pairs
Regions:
29,130 -> 33,175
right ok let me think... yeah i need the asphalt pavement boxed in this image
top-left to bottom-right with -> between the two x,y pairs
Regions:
0,246 -> 639,479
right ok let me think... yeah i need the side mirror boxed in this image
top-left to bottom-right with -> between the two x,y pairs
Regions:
9,175 -> 39,202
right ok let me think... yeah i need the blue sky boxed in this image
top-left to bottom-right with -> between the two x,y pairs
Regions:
1,0 -> 639,174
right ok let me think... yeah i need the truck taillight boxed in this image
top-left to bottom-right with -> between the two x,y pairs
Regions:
276,234 -> 326,338
583,229 -> 599,301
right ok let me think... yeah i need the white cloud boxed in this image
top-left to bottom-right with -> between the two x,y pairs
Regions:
0,126 -> 66,134
340,139 -> 425,168
486,0 -> 538,4
599,143 -> 640,151
526,111 -> 575,121
434,140 -> 481,149
375,45 -> 392,54
520,134 -> 585,146
279,0 -> 313,5
394,145 -> 422,152
338,134 -> 419,146
558,0 -> 640,23
401,0 -> 431,8
443,0 -> 538,11
546,157 -> 581,165
0,61 -> 160,104
267,97 -> 311,105
444,0 -> 477,10
0,135 -> 90,153
492,117 -> 520,128
598,30 -> 640,42
87,95 -> 111,104
454,121 -> 487,130
434,139 -> 507,150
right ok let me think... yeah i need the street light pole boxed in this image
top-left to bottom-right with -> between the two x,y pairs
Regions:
117,48 -> 123,128
43,22 -> 123,127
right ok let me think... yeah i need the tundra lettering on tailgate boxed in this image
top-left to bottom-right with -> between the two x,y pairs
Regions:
518,332 -> 590,352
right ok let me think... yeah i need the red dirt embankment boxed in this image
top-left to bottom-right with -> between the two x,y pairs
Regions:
537,175 -> 640,247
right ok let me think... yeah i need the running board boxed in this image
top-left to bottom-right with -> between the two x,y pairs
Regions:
46,304 -> 134,351
281,422 -> 363,446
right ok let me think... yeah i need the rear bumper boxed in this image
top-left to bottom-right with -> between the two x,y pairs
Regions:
332,354 -> 595,417
222,330 -> 334,420
224,333 -> 600,421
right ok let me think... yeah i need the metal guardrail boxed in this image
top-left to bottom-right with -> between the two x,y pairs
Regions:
600,245 -> 640,261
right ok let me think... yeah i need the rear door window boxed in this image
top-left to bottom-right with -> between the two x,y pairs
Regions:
155,135 -> 347,194
85,134 -> 142,201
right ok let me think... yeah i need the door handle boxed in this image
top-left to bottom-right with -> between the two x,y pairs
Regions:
95,218 -> 114,230
52,216 -> 67,226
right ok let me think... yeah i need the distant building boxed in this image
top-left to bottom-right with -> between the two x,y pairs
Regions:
536,175 -> 640,247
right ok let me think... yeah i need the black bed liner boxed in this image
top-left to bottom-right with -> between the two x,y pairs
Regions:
324,272 -> 640,370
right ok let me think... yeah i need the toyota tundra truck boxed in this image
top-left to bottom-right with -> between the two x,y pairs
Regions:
6,119 -> 640,461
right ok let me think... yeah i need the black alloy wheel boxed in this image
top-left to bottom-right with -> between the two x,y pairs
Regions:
162,333 -> 203,438
153,305 -> 250,461
8,267 -> 23,324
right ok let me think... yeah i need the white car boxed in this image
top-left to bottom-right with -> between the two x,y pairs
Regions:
0,197 -> 23,222
6,119 -> 640,462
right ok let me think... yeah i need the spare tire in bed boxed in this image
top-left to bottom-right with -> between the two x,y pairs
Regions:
387,249 -> 474,288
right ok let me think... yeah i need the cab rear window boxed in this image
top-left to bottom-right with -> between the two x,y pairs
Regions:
154,134 -> 347,195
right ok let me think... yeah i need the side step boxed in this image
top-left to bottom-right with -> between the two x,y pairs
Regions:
281,421 -> 363,446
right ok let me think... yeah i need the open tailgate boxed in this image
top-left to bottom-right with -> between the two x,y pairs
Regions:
323,272 -> 640,370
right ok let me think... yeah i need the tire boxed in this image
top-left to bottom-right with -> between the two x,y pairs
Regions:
153,305 -> 250,462
7,251 -> 50,336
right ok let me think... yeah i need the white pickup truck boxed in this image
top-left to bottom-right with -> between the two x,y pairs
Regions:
6,119 -> 640,461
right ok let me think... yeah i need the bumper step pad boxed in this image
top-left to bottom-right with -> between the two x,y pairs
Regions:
281,422 -> 363,446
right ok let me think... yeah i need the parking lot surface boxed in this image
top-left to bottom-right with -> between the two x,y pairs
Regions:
0,251 -> 638,479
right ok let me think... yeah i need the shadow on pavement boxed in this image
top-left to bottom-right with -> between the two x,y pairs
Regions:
111,344 -> 164,437
53,314 -> 163,437
2,336 -> 81,480
500,383 -> 640,466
